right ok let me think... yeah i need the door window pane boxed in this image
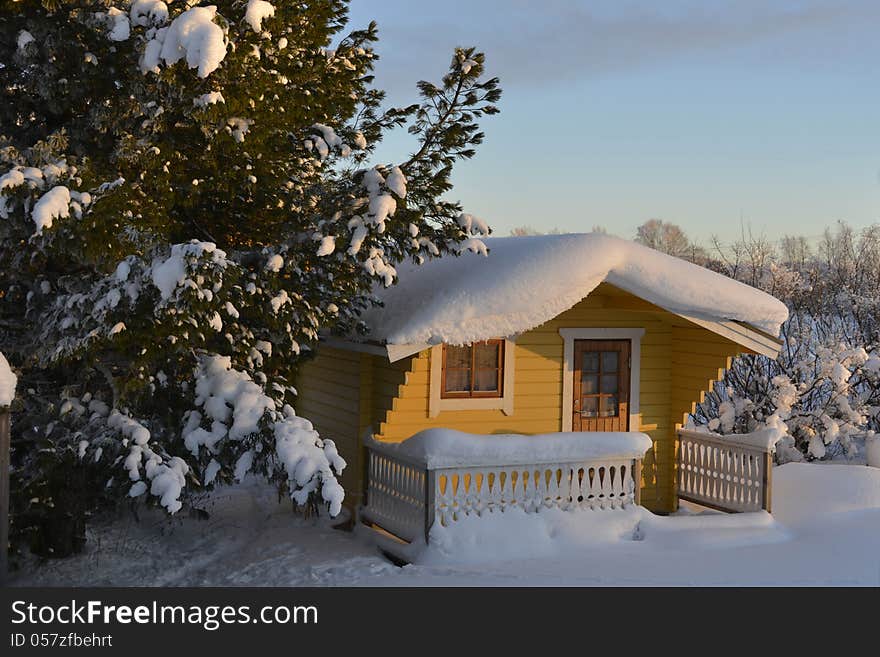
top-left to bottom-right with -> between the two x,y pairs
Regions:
582,352 -> 599,372
599,396 -> 618,417
581,397 -> 598,417
582,375 -> 598,394
601,351 -> 619,372
600,374 -> 618,394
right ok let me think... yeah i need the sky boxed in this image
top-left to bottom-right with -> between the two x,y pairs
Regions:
346,0 -> 880,246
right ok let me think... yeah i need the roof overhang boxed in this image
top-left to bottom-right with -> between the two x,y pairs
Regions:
319,336 -> 433,362
321,305 -> 783,363
675,314 -> 783,358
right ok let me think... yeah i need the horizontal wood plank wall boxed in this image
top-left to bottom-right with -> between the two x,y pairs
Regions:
294,347 -> 364,509
668,323 -> 745,511
372,284 -> 681,512
370,355 -> 411,437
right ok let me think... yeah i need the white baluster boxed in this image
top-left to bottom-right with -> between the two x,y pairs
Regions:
547,466 -> 561,509
624,462 -> 635,505
580,466 -> 593,509
611,462 -> 625,508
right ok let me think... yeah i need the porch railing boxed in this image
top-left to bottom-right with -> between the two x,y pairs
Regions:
677,429 -> 774,513
363,443 -> 642,544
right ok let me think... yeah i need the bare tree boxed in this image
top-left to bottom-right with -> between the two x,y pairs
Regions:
635,219 -> 706,262
509,225 -> 563,236
780,234 -> 811,269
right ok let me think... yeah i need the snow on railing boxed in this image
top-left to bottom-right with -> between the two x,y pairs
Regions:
677,428 -> 779,513
363,430 -> 650,544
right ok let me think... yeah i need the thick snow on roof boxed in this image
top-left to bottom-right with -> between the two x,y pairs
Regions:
362,233 -> 788,345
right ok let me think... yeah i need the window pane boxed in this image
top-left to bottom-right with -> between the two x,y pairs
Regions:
582,352 -> 599,372
444,369 -> 471,392
582,375 -> 598,394
446,345 -> 471,369
581,397 -> 598,417
474,369 -> 499,392
474,342 -> 499,369
601,351 -> 619,372
599,396 -> 618,417
600,374 -> 618,394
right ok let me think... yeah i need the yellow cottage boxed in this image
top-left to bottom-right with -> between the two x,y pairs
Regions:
295,233 -> 788,544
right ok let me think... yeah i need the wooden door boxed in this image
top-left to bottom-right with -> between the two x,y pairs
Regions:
572,340 -> 630,431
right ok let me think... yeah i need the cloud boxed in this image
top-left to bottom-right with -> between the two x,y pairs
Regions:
349,0 -> 880,93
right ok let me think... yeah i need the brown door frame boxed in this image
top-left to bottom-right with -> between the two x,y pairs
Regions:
572,339 -> 631,432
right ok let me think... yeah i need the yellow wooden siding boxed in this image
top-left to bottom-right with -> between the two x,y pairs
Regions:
294,347 -> 364,508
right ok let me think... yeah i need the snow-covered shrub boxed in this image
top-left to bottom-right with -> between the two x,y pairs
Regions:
694,223 -> 880,462
697,345 -> 880,462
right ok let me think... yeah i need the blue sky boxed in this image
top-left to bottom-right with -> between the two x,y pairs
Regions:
346,0 -> 880,245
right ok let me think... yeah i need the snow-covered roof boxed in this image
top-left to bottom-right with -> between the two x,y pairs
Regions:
361,233 -> 789,347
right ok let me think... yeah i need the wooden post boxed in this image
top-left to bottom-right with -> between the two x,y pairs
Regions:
0,408 -> 10,584
762,451 -> 773,514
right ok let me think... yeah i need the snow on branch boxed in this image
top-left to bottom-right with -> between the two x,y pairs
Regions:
140,6 -> 228,78
0,352 -> 17,407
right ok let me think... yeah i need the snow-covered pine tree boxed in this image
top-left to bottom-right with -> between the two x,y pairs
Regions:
0,0 -> 501,552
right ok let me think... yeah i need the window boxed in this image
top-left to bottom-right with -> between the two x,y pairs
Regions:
441,340 -> 504,398
429,339 -> 515,417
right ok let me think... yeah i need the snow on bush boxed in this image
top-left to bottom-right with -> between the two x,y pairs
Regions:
31,186 -> 71,234
693,223 -> 880,462
17,30 -> 35,50
699,344 -> 880,462
130,0 -> 169,27
192,355 -> 274,441
105,408 -> 189,513
0,351 -> 17,407
193,91 -> 225,107
244,0 -> 275,33
104,7 -> 131,42
140,6 -> 228,78
274,413 -> 346,517
184,355 -> 346,514
150,240 -> 228,301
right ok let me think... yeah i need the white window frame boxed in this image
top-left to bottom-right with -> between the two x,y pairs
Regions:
428,339 -> 516,418
560,328 -> 644,432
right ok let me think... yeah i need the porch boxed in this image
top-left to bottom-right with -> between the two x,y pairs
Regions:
360,428 -> 778,547
360,429 -> 652,545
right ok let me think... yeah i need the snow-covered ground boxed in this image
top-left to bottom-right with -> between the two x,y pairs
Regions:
11,463 -> 880,586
